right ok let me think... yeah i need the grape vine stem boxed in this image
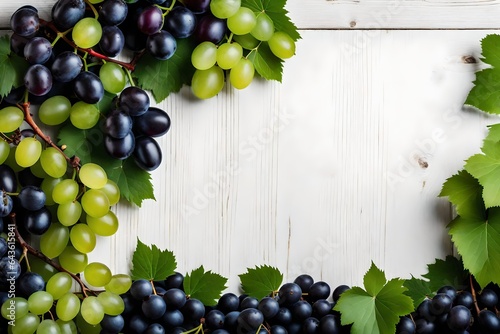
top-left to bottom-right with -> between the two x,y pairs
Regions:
469,275 -> 481,316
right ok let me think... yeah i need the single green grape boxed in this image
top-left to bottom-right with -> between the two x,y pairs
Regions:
40,223 -> 69,259
72,18 -> 102,49
96,291 -> 124,316
11,312 -> 40,334
233,33 -> 260,50
40,147 -> 68,178
80,296 -> 105,325
38,95 -> 72,125
216,42 -> 243,70
229,58 -> 255,89
250,12 -> 274,41
69,223 -> 97,254
81,189 -> 110,218
84,262 -> 112,287
70,102 -> 100,130
15,137 -> 42,167
100,180 -> 120,206
210,0 -> 241,18
99,62 -> 127,94
57,201 -> 83,226
191,66 -> 225,99
56,319 -> 78,334
0,140 -> 10,165
41,177 -> 62,206
37,319 -> 61,334
46,272 -> 73,300
1,297 -> 29,320
28,291 -> 54,315
0,106 -> 24,133
59,245 -> 88,274
56,293 -> 81,322
268,31 -> 296,59
104,274 -> 132,295
52,179 -> 79,204
86,210 -> 119,236
79,163 -> 107,189
227,7 -> 256,35
191,41 -> 218,70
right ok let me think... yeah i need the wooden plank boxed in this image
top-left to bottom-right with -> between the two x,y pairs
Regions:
1,1 -> 499,30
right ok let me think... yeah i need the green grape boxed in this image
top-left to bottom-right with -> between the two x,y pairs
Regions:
30,159 -> 50,179
0,140 -> 10,165
268,31 -> 296,59
80,296 -> 104,325
41,178 -> 62,206
15,137 -> 42,167
46,272 -> 73,300
216,42 -> 243,70
70,102 -> 100,130
84,262 -> 112,287
59,245 -> 88,274
210,0 -> 241,18
86,210 -> 119,236
229,58 -> 255,89
79,163 -> 107,189
69,223 -> 96,254
40,223 -> 69,259
5,146 -> 22,172
191,41 -> 217,70
37,319 -> 61,334
28,291 -> 53,315
27,254 -> 58,281
56,319 -> 78,334
191,66 -> 225,99
72,18 -> 102,49
52,179 -> 79,204
227,7 -> 256,35
104,274 -> 132,295
0,106 -> 24,133
99,62 -> 126,94
100,180 -> 120,206
38,96 -> 72,126
11,312 -> 40,334
75,312 -> 101,333
56,293 -> 81,322
57,201 -> 83,226
1,297 -> 29,320
96,291 -> 124,316
40,147 -> 67,178
250,12 -> 274,41
81,189 -> 110,218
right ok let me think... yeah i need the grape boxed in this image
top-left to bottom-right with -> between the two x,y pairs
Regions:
56,319 -> 78,334
86,210 -> 119,236
97,291 -> 125,316
229,58 -> 254,89
134,107 -> 171,137
52,0 -> 86,30
240,296 -> 258,310
479,309 -> 500,332
251,12 -> 274,41
79,163 -> 108,189
291,300 -> 313,321
479,288 -> 499,308
216,42 -> 243,69
129,314 -> 149,333
162,288 -> 186,310
293,274 -> 314,293
1,297 -> 29,320
165,272 -> 184,289
161,309 -> 184,328
137,6 -> 164,35
40,223 -> 69,259
84,262 -> 112,287
227,7 -> 256,35
0,257 -> 21,283
191,41 -> 217,70
40,147 -> 67,178
164,6 -> 197,38
0,165 -> 17,193
429,293 -> 453,316
0,192 -> 13,217
18,185 -> 45,211
24,37 -> 52,65
70,101 -> 101,130
70,223 -> 97,253
46,272 -> 73,300
269,31 -> 296,59
11,312 -> 40,334
332,285 -> 350,302
0,141 -> 10,165
237,308 -> 264,331
119,86 -> 150,116
210,0 -> 241,19
191,65 -> 225,99
56,293 -> 81,322
100,180 -> 120,206
130,279 -> 153,300
15,137 -> 42,167
123,26 -> 148,52
99,25 -> 125,57
81,189 -> 110,218
278,283 -> 302,306
101,314 -> 125,332
257,297 -> 279,319
311,299 -> 332,318
73,17 -> 103,49
455,290 -> 474,309
100,62 -> 127,94
99,0 -> 128,26
194,14 -> 227,44
10,33 -> 29,57
37,319 -> 61,334
10,7 -> 39,37
59,245 -> 88,273
447,305 -> 471,332
104,132 -> 136,159
302,317 -> 320,334
206,309 -> 225,330
23,207 -> 52,235
28,291 -> 54,315
104,274 -> 132,295
181,298 -> 205,321
25,64 -> 53,96
216,293 -> 238,314
17,272 -> 45,298
39,95 -> 72,126
146,30 -> 177,60
51,51 -> 83,83
133,136 -> 162,171
52,179 -> 79,204
73,71 -> 104,104
183,0 -> 211,13
41,177 -> 62,206
233,33 -> 259,49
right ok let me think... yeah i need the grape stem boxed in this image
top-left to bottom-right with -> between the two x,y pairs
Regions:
469,275 -> 481,316
10,213 -> 96,298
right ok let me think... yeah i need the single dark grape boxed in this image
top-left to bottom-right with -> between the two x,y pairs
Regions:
437,285 -> 457,301
224,311 -> 240,332
455,291 -> 474,309
104,110 -> 133,139
271,325 -> 288,334
105,132 -> 135,160
142,294 -> 167,319
73,71 -> 104,104
258,297 -> 280,319
237,308 -> 264,331
0,192 -> 13,217
479,309 -> 500,332
181,298 -> 205,321
163,6 -> 196,38
194,14 -> 227,44
396,316 -> 415,334
24,64 -> 53,96
133,136 -> 162,171
101,314 -> 125,333
18,186 -> 46,211
332,285 -> 350,302
17,272 -> 45,298
217,292 -> 239,314
10,33 -> 29,57
119,86 -> 150,116
312,299 -> 332,319
128,314 -> 150,333
272,307 -> 293,326
291,300 -> 313,321
145,323 -> 165,334
0,165 -> 17,193
24,37 -> 52,65
414,318 -> 435,334
306,281 -> 331,303
294,274 -> 314,293
99,0 -> 128,26
0,257 -> 21,284
10,7 -> 39,37
302,317 -> 320,334
319,314 -> 340,334
164,272 -> 184,290
205,309 -> 225,330
23,207 -> 51,235
162,288 -> 186,309
51,0 -> 86,30
159,309 -> 184,328
278,283 -> 302,306
478,288 -> 499,309
99,25 -> 125,57
239,296 -> 259,310
146,30 -> 177,60
51,51 -> 83,83
130,279 -> 154,301
137,6 -> 164,35
429,293 -> 453,316
447,305 -> 471,332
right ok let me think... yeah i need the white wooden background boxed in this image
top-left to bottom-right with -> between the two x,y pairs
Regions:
2,1 -> 500,293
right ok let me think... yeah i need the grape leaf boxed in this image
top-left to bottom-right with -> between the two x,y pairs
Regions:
439,170 -> 484,218
57,123 -> 98,163
183,266 -> 228,306
478,34 -> 500,69
334,262 -> 414,334
422,256 -> 469,291
239,265 -> 283,299
133,38 -> 196,103
449,207 -> 500,288
247,42 -> 283,81
403,276 -> 431,309
130,239 -> 177,280
0,35 -> 18,98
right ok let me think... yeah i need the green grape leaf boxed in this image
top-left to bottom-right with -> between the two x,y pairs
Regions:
247,42 -> 283,81
133,38 -> 196,103
57,123 -> 97,164
439,170 -> 484,218
239,265 -> 283,299
478,34 -> 500,69
449,208 -> 500,288
9,54 -> 29,89
183,266 -> 228,306
422,256 -> 469,292
0,35 -> 19,98
334,262 -> 414,334
403,276 -> 432,310
130,239 -> 177,281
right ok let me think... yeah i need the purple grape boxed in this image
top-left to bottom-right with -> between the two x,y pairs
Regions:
10,7 -> 39,37
51,0 -> 86,31
194,14 -> 227,44
146,30 -> 177,60
99,25 -> 125,57
137,6 -> 164,35
24,37 -> 52,64
24,64 -> 53,96
133,136 -> 162,171
51,51 -> 83,83
99,0 -> 128,26
104,132 -> 135,160
163,6 -> 197,38
73,71 -> 104,104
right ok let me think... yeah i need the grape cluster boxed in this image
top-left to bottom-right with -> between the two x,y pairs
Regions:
398,283 -> 500,334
